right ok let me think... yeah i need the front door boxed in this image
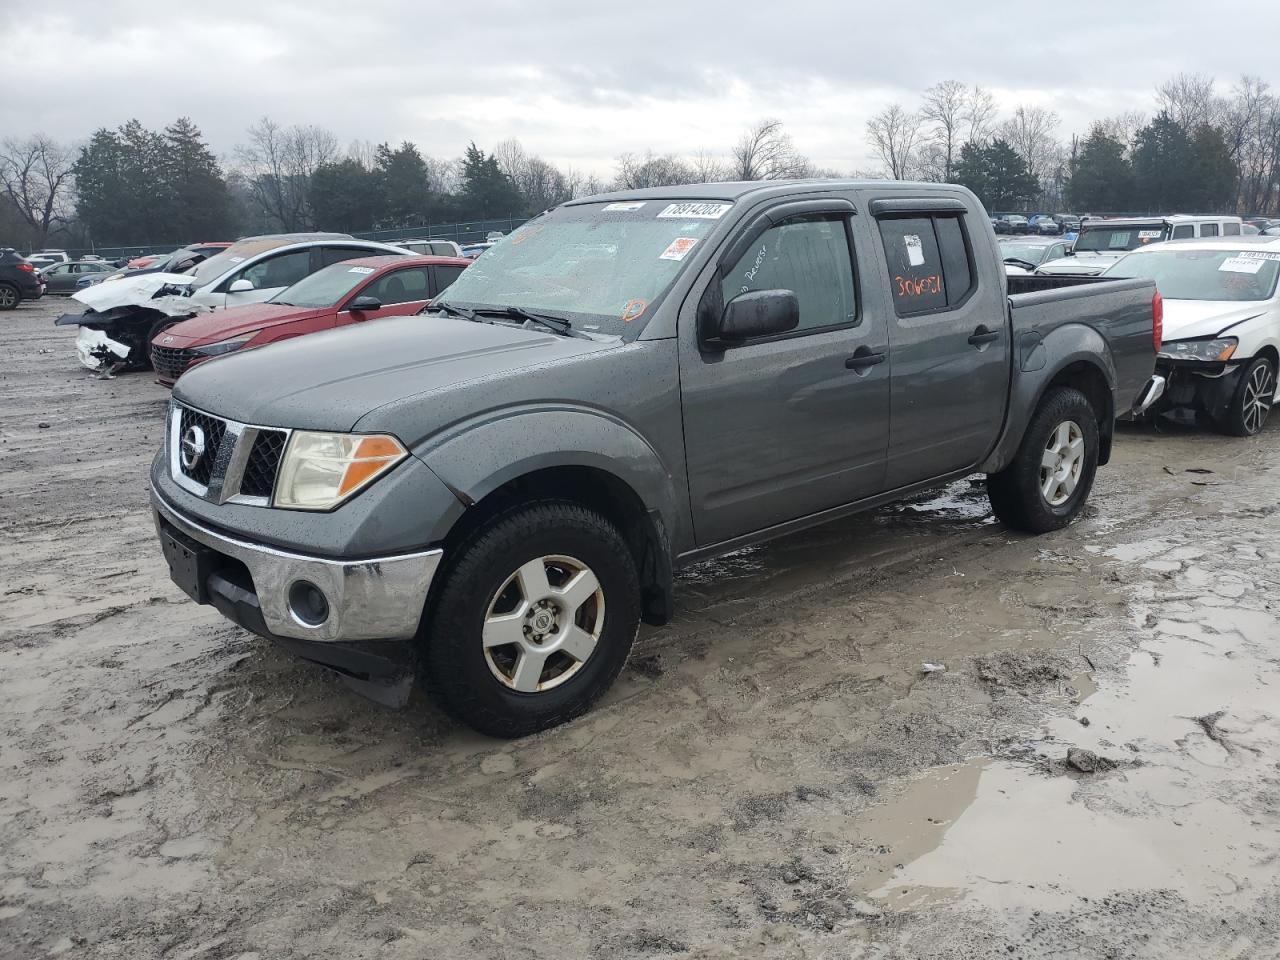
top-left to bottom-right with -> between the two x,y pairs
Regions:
680,205 -> 891,547
872,208 -> 1009,487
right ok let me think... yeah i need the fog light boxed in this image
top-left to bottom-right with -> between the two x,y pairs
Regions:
288,580 -> 330,627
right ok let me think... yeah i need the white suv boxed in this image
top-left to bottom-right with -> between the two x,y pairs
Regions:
1039,215 -> 1245,277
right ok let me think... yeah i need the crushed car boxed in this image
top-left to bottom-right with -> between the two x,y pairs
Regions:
56,233 -> 410,374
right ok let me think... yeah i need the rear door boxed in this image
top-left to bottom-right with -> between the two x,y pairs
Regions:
680,198 -> 891,547
869,198 -> 1009,487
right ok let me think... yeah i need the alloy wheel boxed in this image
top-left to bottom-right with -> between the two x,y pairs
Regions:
1039,420 -> 1085,506
1242,361 -> 1275,435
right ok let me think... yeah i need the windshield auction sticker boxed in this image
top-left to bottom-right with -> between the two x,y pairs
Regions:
904,234 -> 926,266
604,201 -> 646,212
1238,251 -> 1280,261
1219,257 -> 1265,274
659,237 -> 699,261
348,266 -> 375,274
656,202 -> 732,220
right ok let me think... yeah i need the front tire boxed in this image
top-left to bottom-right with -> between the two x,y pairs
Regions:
0,283 -> 19,311
1214,355 -> 1274,437
420,501 -> 641,738
987,386 -> 1100,533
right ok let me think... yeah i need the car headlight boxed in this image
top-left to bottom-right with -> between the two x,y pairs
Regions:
194,331 -> 260,356
1158,337 -> 1238,362
274,432 -> 408,510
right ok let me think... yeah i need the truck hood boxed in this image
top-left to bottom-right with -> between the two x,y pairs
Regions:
1161,300 -> 1269,343
1036,252 -> 1122,276
159,302 -> 327,345
172,314 -> 615,432
72,272 -> 194,311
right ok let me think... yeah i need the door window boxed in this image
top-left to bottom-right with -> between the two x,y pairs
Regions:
434,264 -> 466,293
1200,223 -> 1219,237
719,214 -> 857,335
239,250 -> 310,290
1223,222 -> 1241,236
366,267 -> 430,305
1171,224 -> 1194,239
878,214 -> 975,315
319,246 -> 380,267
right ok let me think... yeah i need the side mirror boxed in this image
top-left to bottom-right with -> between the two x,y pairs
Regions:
714,290 -> 799,344
228,278 -> 254,293
347,295 -> 382,312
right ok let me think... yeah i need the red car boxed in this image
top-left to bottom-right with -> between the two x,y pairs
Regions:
150,254 -> 469,386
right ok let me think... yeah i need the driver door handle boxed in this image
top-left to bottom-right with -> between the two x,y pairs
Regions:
968,325 -> 1000,346
845,346 -> 887,371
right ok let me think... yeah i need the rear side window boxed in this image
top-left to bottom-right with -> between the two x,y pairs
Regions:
878,214 -> 975,315
1223,222 -> 1241,236
1200,223 -> 1219,237
434,264 -> 466,292
368,267 -> 429,304
319,245 -> 380,267
1171,224 -> 1194,239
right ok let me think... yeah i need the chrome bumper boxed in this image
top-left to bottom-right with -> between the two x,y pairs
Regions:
1133,374 -> 1167,415
153,491 -> 442,643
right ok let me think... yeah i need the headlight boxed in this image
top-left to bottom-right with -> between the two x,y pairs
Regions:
194,331 -> 260,356
274,432 -> 407,510
1158,337 -> 1238,362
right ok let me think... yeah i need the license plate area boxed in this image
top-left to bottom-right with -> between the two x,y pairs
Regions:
159,522 -> 216,604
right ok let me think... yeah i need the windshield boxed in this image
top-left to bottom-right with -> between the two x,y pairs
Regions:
1107,249 -> 1280,302
188,237 -> 293,287
1000,242 -> 1054,264
272,261 -> 372,307
1075,223 -> 1166,253
438,199 -> 733,335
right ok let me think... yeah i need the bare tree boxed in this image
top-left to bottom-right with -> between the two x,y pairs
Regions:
921,80 -> 968,181
690,149 -> 731,182
424,156 -> 459,195
615,151 -> 697,189
963,85 -> 998,146
0,134 -> 75,247
730,119 -> 811,180
1093,111 -> 1147,149
866,104 -> 923,179
998,105 -> 1061,186
1222,76 -> 1280,213
235,117 -> 338,231
1156,73 -> 1224,130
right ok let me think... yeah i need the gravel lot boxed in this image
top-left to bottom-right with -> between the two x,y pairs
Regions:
2,294 -> 1279,960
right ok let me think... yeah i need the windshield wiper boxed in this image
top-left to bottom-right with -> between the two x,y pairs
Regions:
476,305 -> 573,335
427,300 -> 478,321
1003,257 -> 1039,270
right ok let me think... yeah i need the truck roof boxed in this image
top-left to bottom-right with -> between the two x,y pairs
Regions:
565,179 -> 967,206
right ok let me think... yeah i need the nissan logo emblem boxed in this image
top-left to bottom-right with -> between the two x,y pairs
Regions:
180,424 -> 206,470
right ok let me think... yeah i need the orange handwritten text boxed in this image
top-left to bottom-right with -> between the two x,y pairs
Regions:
895,275 -> 942,298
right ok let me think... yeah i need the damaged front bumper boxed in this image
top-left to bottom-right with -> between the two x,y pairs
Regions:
1150,358 -> 1242,420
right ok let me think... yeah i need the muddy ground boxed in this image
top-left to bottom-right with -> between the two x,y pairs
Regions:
1,294 -> 1278,960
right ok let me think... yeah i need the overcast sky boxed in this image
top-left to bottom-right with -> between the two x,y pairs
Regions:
4,1 -> 1277,177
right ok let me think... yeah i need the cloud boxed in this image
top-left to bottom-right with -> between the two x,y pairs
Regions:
2,0 -> 1276,175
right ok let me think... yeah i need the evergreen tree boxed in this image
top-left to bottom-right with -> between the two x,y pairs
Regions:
458,143 -> 522,219
953,138 -> 1039,211
162,117 -> 233,239
1188,124 -> 1238,212
1066,127 -> 1132,212
375,141 -> 432,226
1131,112 -> 1196,212
311,158 -> 382,231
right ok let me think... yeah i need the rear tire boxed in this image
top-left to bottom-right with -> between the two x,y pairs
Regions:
1213,355 -> 1274,437
0,283 -> 19,311
419,500 -> 641,738
987,386 -> 1100,533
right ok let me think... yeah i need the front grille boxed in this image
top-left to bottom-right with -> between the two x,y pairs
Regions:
240,430 -> 288,499
178,407 -> 226,486
152,344 -> 197,381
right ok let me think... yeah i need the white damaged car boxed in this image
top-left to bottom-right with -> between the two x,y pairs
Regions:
55,233 -> 407,373
1104,236 -> 1280,435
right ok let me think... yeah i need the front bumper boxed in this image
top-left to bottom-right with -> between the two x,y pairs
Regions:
1152,357 -> 1243,419
152,487 -> 442,643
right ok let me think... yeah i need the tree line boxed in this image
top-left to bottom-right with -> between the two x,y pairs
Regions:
2,72 -> 1279,250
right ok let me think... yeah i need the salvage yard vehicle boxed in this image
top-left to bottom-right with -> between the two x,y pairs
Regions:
999,237 -> 1073,275
0,248 -> 45,309
1001,214 -> 1030,234
150,254 -> 470,385
97,242 -> 233,285
150,180 -> 1161,737
39,259 -> 116,294
1038,215 -> 1245,276
56,234 -> 410,373
1104,236 -> 1280,435
391,238 -> 465,257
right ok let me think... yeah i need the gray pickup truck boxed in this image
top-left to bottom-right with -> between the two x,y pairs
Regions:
151,180 -> 1163,736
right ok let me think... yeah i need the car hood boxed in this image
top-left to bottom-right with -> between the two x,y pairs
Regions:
72,271 -> 194,311
1036,252 -> 1120,276
158,302 -> 327,345
1161,300 -> 1270,343
172,314 -> 616,433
